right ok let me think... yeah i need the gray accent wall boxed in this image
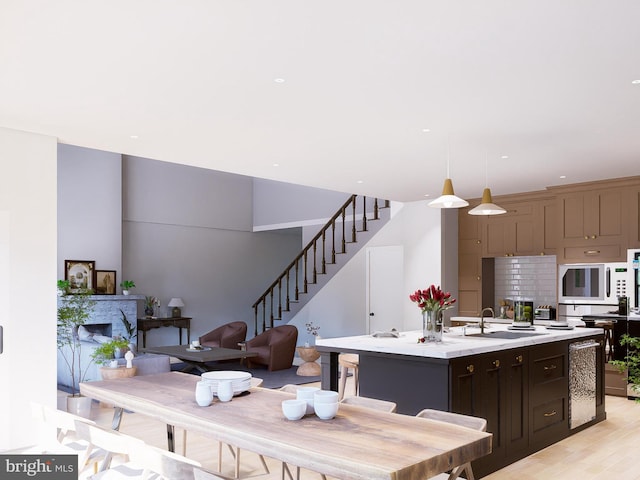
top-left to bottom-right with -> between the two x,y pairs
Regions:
121,155 -> 302,345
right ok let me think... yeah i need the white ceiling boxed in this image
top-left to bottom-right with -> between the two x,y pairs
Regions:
1,1 -> 639,203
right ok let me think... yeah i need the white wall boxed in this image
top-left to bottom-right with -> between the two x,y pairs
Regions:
290,201 -> 446,344
252,178 -> 351,231
57,144 -> 123,281
0,127 -> 57,450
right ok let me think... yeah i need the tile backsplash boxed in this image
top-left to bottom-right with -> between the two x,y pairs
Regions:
494,255 -> 557,309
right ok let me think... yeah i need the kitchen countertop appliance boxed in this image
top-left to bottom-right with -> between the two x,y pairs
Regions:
534,306 -> 556,321
558,262 -> 628,305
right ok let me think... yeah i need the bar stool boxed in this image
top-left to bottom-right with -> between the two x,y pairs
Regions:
338,353 -> 359,400
598,321 -> 614,361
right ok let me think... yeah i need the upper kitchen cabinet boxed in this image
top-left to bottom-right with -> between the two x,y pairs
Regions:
480,192 -> 557,258
628,183 -> 640,249
555,180 -> 628,262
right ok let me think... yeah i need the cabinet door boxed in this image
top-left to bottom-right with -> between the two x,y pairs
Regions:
483,203 -> 536,257
505,350 -> 529,455
450,357 -> 482,417
628,185 -> 640,249
458,210 -> 483,316
536,199 -> 558,255
559,190 -> 625,261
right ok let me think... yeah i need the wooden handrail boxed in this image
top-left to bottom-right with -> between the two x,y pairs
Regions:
252,195 -> 389,335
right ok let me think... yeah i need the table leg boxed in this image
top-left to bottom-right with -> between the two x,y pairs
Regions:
166,424 -> 175,452
142,331 -> 147,349
111,407 -> 124,431
319,351 -> 339,392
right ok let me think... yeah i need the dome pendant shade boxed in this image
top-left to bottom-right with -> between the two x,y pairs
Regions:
468,188 -> 507,215
428,178 -> 469,209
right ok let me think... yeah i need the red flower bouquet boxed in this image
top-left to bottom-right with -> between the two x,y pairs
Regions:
409,285 -> 456,314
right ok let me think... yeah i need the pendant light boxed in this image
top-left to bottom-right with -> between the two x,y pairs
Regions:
428,140 -> 469,209
468,156 -> 506,216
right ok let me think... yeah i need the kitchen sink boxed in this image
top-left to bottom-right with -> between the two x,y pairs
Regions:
466,330 -> 548,340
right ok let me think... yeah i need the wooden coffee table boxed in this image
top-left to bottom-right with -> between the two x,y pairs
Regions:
141,345 -> 258,373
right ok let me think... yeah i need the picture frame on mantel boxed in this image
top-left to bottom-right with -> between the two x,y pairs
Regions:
64,260 -> 95,293
95,270 -> 116,295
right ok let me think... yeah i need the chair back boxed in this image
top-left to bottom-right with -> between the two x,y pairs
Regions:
339,396 -> 397,413
128,442 -> 201,479
416,408 -> 487,432
74,421 -> 142,472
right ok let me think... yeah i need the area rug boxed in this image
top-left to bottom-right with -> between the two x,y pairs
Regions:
170,362 -> 321,389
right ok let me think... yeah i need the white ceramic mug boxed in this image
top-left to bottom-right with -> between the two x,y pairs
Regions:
195,381 -> 213,407
296,386 -> 319,415
217,380 -> 234,402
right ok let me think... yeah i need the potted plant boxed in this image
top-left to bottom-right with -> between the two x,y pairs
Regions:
144,296 -> 157,317
91,337 -> 137,380
611,334 -> 640,401
57,280 -> 96,416
120,280 -> 136,295
119,308 -> 137,353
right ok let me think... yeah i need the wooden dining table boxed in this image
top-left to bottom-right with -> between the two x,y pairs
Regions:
80,372 -> 492,480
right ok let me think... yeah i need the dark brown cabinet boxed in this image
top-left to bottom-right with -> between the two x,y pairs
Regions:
451,348 -> 528,475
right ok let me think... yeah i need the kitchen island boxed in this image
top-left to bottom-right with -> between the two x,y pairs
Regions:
316,324 -> 605,477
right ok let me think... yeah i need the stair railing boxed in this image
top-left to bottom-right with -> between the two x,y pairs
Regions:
252,195 -> 389,335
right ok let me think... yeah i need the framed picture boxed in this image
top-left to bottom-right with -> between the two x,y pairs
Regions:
64,260 -> 95,293
95,270 -> 117,295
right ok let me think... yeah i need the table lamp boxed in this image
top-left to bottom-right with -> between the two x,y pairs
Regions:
168,298 -> 184,318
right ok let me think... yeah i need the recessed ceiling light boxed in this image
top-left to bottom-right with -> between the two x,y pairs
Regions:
560,175 -> 567,179
356,180 -> 364,184
274,78 -> 285,83
424,193 -> 430,197
422,128 -> 431,133
501,155 -> 509,159
273,163 -> 280,167
130,135 -> 139,139
632,79 -> 640,84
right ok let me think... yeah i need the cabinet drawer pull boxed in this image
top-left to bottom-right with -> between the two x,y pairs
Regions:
584,235 -> 589,240
584,250 -> 600,255
591,235 -> 597,239
515,355 -> 523,363
544,410 -> 557,417
476,276 -> 481,281
543,364 -> 557,371
476,239 -> 481,244
467,365 -> 475,373
492,359 -> 500,367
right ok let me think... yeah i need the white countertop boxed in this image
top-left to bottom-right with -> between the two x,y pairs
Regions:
315,323 -> 601,359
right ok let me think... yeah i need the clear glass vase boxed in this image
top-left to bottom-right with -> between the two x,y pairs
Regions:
422,310 -> 443,342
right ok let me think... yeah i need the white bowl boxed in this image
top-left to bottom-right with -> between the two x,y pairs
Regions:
313,390 -> 339,404
296,386 -> 319,415
314,401 -> 338,420
282,399 -> 307,421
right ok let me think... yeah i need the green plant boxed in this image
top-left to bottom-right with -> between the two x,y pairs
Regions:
611,334 -> 640,402
120,280 -> 136,290
119,309 -> 137,342
90,338 -> 130,366
57,283 -> 96,396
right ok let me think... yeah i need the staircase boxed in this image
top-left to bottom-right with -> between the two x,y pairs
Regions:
252,195 -> 391,335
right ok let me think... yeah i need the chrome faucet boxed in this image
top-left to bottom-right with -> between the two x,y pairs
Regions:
479,307 -> 495,334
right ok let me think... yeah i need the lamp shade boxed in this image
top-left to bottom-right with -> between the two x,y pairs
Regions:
167,298 -> 185,307
468,188 -> 507,216
168,297 -> 185,318
428,178 -> 469,209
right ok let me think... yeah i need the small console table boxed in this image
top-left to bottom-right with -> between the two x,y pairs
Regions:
137,317 -> 191,348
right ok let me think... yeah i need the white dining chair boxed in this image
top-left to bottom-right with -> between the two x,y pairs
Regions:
415,409 -> 487,480
30,402 -> 105,474
339,395 -> 397,413
75,420 -> 204,479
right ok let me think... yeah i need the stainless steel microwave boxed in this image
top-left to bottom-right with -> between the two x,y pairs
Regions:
558,262 -> 628,305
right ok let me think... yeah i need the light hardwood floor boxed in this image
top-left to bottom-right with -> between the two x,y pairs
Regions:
71,380 -> 640,479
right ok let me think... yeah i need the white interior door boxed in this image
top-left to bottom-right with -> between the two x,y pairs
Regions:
366,246 -> 404,333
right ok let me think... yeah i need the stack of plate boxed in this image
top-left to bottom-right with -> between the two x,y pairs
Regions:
200,371 -> 252,396
508,322 -> 535,331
